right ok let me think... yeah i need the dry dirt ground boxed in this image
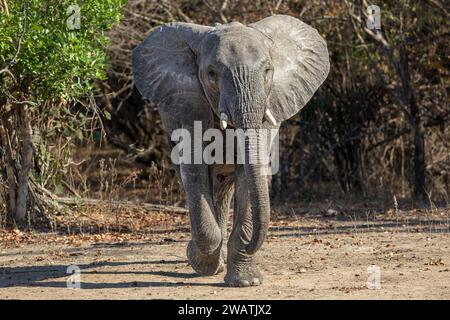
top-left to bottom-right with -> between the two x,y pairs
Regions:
0,204 -> 449,299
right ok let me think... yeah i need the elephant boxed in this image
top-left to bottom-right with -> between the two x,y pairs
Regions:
132,15 -> 329,287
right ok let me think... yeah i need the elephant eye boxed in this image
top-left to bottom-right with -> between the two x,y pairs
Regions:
207,70 -> 217,82
264,67 -> 273,82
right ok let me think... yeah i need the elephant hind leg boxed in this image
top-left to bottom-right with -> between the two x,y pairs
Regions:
212,170 -> 235,273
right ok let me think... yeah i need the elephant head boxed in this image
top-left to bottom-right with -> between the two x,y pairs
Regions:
133,15 -> 329,254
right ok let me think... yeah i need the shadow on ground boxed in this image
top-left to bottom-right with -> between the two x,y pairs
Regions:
0,259 -> 228,289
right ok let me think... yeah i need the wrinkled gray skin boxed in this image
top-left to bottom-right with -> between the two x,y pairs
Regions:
133,15 -> 329,287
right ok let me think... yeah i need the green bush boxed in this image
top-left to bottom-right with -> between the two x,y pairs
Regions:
0,0 -> 126,225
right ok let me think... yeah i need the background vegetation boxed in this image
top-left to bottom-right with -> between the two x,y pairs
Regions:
0,0 -> 126,225
1,0 -> 449,228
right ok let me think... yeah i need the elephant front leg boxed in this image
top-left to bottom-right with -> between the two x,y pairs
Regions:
225,166 -> 263,287
181,164 -> 224,276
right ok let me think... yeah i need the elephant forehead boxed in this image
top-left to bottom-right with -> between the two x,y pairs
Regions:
215,35 -> 269,66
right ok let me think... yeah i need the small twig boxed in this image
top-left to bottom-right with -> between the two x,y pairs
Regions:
1,0 -> 10,15
62,180 -> 81,198
55,197 -> 189,214
219,0 -> 228,23
274,0 -> 283,11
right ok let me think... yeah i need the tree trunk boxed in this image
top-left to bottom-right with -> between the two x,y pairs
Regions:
1,114 -> 17,220
15,105 -> 33,222
397,16 -> 426,201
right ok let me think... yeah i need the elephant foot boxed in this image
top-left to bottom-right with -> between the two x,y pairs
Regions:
187,240 -> 225,276
224,262 -> 262,287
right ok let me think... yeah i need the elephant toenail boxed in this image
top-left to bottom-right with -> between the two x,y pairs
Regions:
239,280 -> 250,287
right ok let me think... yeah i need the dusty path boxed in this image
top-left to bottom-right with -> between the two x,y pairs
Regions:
1,207 -> 449,299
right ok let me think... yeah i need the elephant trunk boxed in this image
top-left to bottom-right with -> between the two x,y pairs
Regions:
240,113 -> 270,255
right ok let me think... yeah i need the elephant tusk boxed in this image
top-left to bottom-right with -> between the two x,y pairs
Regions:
220,113 -> 228,130
264,109 -> 277,126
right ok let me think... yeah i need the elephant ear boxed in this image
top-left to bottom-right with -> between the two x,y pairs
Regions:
250,15 -> 330,122
132,23 -> 213,121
